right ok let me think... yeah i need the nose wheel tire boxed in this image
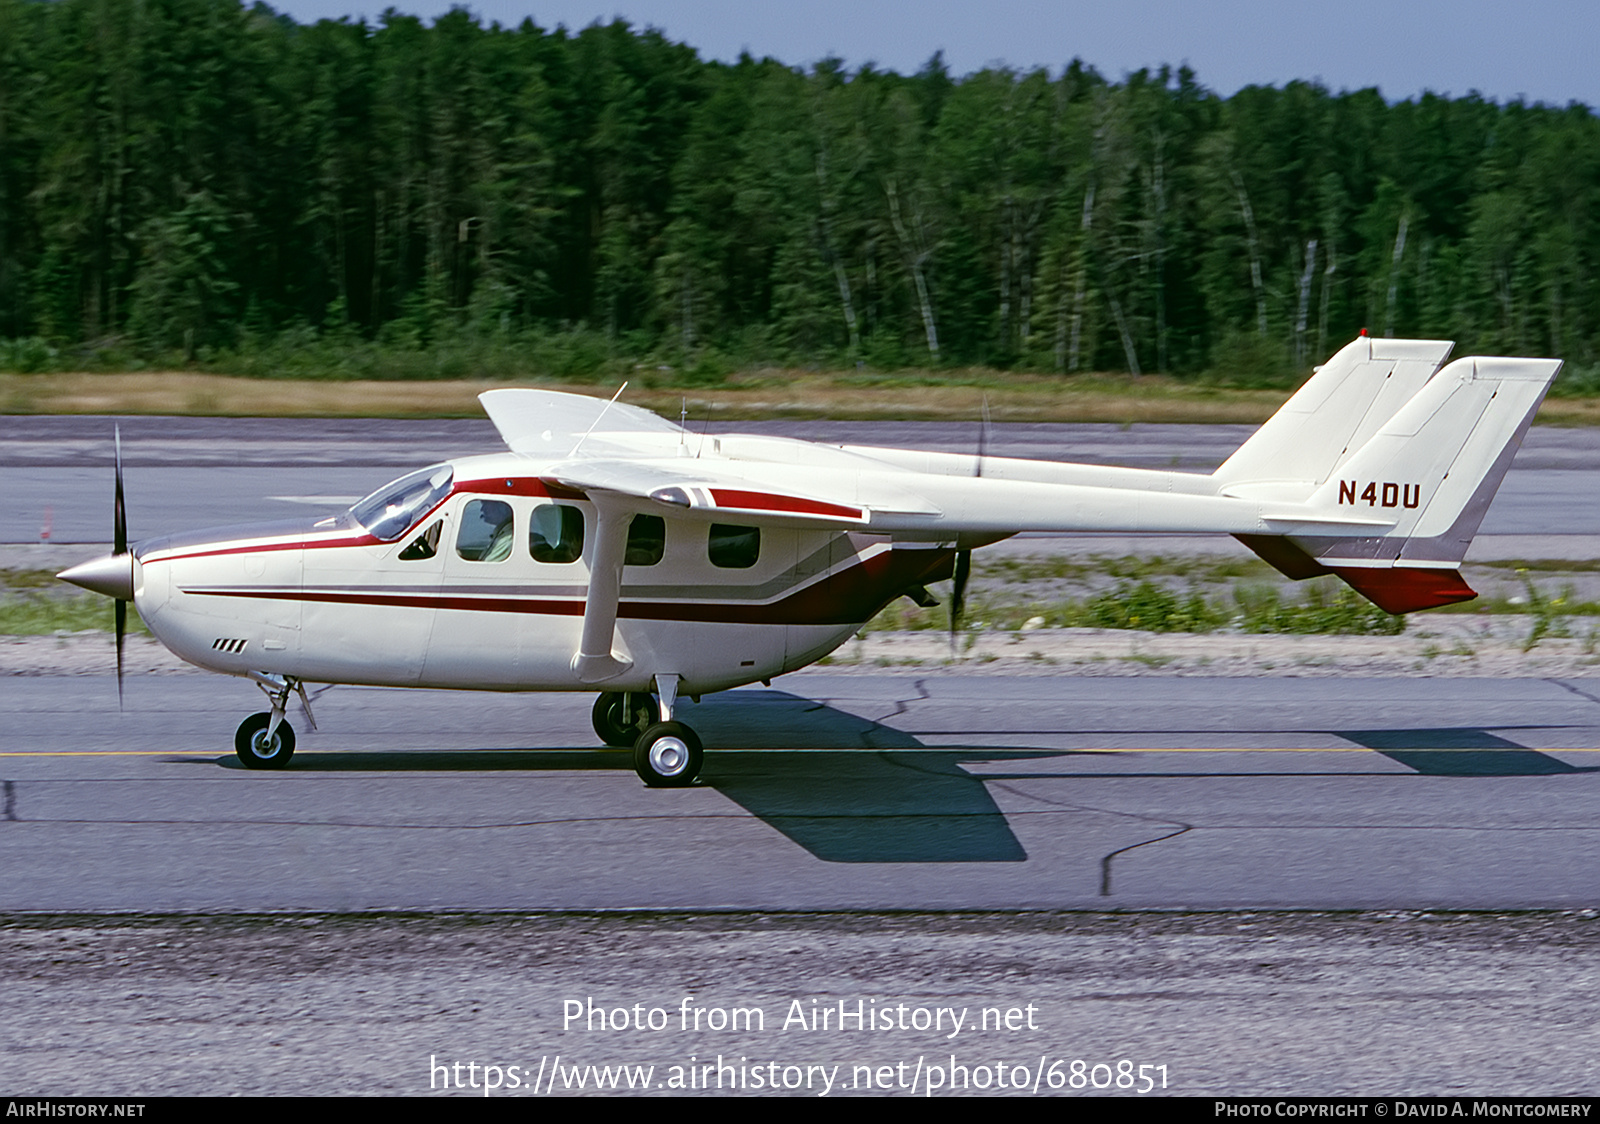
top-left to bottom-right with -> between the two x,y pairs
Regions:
632,721 -> 702,787
592,692 -> 661,747
235,712 -> 296,769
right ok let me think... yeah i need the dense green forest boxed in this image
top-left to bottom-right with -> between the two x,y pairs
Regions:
1,0 -> 1597,383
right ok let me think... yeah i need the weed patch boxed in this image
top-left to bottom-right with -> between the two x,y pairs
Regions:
1234,580 -> 1405,635
0,592 -> 148,636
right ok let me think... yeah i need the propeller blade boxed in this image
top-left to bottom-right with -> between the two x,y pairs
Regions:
113,425 -> 128,709
950,548 -> 971,645
114,598 -> 126,711
954,398 -> 985,645
113,424 -> 126,557
976,395 -> 990,477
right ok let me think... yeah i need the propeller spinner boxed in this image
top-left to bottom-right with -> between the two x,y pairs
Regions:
56,425 -> 133,705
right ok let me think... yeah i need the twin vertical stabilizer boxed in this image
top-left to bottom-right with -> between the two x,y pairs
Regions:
1225,342 -> 1561,613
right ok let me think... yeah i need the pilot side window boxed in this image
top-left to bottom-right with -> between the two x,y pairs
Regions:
530,504 -> 585,564
708,523 -> 759,569
625,515 -> 666,567
397,519 -> 442,561
457,500 -> 514,562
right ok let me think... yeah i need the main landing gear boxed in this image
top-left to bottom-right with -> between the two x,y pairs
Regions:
632,722 -> 703,788
234,674 -> 314,770
591,691 -> 660,747
597,675 -> 702,788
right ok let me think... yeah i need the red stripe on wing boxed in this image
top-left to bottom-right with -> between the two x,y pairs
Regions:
707,489 -> 863,521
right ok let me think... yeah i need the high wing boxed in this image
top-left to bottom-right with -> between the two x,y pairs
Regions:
479,386 -> 684,458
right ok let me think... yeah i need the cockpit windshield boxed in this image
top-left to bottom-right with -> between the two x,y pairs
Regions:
350,465 -> 454,541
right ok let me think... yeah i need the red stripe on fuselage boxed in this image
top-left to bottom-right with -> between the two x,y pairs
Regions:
148,532 -> 381,564
184,548 -> 955,627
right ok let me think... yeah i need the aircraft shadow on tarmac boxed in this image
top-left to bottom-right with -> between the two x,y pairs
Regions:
1339,728 -> 1599,776
200,690 -> 1054,864
191,694 -> 1598,863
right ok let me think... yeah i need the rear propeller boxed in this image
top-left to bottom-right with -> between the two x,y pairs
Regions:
949,398 -> 988,648
949,547 -> 971,649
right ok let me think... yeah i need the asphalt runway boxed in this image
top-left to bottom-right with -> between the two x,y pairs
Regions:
5,415 -> 1600,914
6,416 -> 1600,1096
5,671 -> 1600,912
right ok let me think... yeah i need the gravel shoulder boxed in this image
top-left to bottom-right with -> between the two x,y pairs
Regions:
4,615 -> 1596,679
5,912 -> 1599,1096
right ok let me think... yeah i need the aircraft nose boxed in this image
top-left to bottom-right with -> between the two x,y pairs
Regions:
58,553 -> 134,601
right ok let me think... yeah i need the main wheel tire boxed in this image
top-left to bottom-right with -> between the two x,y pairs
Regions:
632,721 -> 703,787
235,712 -> 296,769
592,692 -> 660,748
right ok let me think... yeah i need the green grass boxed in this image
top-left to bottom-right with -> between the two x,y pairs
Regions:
865,575 -> 1406,636
976,553 -> 1274,585
0,592 -> 148,636
1477,558 -> 1600,573
5,558 -> 1589,643
1232,581 -> 1405,636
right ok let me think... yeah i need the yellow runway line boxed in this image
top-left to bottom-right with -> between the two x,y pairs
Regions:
0,750 -> 221,757
1081,745 -> 1600,754
3,746 -> 1596,757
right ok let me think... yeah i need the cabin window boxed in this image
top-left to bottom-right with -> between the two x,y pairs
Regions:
530,504 -> 585,564
625,515 -> 666,566
708,523 -> 759,569
457,500 -> 514,562
397,519 -> 442,561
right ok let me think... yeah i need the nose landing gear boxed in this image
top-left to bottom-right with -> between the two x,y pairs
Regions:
235,711 -> 295,768
234,673 -> 312,769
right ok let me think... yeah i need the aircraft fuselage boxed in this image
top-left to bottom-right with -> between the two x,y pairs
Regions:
133,454 -> 955,696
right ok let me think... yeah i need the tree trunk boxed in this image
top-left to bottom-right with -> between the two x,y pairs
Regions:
1231,171 -> 1267,336
1295,239 -> 1317,369
1384,212 -> 1408,336
1317,240 -> 1337,362
815,151 -> 860,359
1068,181 -> 1095,373
1151,131 -> 1167,372
1106,288 -> 1140,376
884,177 -> 939,360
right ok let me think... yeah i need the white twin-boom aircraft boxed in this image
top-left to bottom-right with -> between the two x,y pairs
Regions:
58,337 -> 1561,786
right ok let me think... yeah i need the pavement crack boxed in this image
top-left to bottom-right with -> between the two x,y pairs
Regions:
1550,678 -> 1600,707
981,780 -> 1194,896
3,780 -> 14,821
857,678 -> 930,748
1100,824 -> 1192,898
987,781 -> 1186,826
